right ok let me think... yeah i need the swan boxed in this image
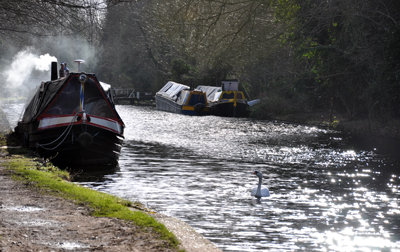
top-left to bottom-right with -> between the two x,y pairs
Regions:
251,171 -> 270,201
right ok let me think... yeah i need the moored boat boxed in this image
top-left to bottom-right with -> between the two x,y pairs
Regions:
155,81 -> 210,115
196,80 -> 251,117
15,61 -> 125,166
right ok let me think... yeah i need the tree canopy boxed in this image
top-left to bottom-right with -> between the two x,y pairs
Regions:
1,0 -> 400,124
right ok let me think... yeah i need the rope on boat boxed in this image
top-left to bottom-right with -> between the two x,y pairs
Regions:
36,114 -> 78,151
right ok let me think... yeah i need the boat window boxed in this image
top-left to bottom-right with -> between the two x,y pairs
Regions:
188,93 -> 206,105
199,94 -> 206,104
45,76 -> 116,118
174,90 -> 182,101
46,78 -> 80,115
84,99 -> 115,118
222,92 -> 234,99
236,92 -> 243,99
177,90 -> 187,104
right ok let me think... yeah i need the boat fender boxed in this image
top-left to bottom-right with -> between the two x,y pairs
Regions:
77,132 -> 93,148
194,103 -> 205,114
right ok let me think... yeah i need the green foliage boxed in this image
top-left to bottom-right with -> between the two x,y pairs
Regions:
271,0 -> 400,122
2,0 -> 400,130
171,59 -> 191,82
96,0 -> 400,128
273,0 -> 300,22
378,23 -> 400,119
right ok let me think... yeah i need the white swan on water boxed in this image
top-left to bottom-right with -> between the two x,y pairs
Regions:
251,171 -> 270,201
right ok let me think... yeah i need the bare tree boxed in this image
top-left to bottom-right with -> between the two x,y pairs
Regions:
150,0 -> 285,84
98,0 -> 175,91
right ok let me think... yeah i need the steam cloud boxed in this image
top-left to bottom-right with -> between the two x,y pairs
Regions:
3,49 -> 57,97
1,35 -> 98,98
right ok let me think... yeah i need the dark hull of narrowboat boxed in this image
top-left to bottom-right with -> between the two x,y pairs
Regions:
209,102 -> 250,117
17,121 -> 123,166
15,68 -> 125,168
155,95 -> 209,116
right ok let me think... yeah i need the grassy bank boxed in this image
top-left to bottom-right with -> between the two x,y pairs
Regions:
0,132 -> 181,251
250,104 -> 400,141
272,112 -> 400,141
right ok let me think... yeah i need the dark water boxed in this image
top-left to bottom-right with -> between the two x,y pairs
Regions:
5,104 -> 400,251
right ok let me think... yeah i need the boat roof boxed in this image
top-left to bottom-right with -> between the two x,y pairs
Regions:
196,86 -> 222,102
157,81 -> 190,99
21,73 -> 122,123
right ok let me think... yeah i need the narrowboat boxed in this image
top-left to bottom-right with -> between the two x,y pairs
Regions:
155,81 -> 210,115
15,61 -> 125,166
196,80 -> 252,117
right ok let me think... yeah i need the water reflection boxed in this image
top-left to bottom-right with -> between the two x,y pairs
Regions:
70,165 -> 120,184
61,105 -> 400,251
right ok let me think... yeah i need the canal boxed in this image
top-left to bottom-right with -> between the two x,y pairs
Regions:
4,103 -> 400,251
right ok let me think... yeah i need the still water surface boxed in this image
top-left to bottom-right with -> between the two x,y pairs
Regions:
4,103 -> 400,251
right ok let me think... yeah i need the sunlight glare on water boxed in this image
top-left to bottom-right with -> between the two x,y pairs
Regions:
74,105 -> 400,251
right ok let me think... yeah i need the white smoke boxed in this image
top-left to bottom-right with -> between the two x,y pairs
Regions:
3,49 -> 57,97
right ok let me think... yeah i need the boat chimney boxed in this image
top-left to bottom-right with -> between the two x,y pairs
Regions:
74,59 -> 85,72
51,62 -> 58,80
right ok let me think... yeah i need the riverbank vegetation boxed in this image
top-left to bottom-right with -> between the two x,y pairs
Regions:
0,0 -> 399,139
0,131 -> 181,250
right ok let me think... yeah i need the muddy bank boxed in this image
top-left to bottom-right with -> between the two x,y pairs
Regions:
0,163 -> 175,252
